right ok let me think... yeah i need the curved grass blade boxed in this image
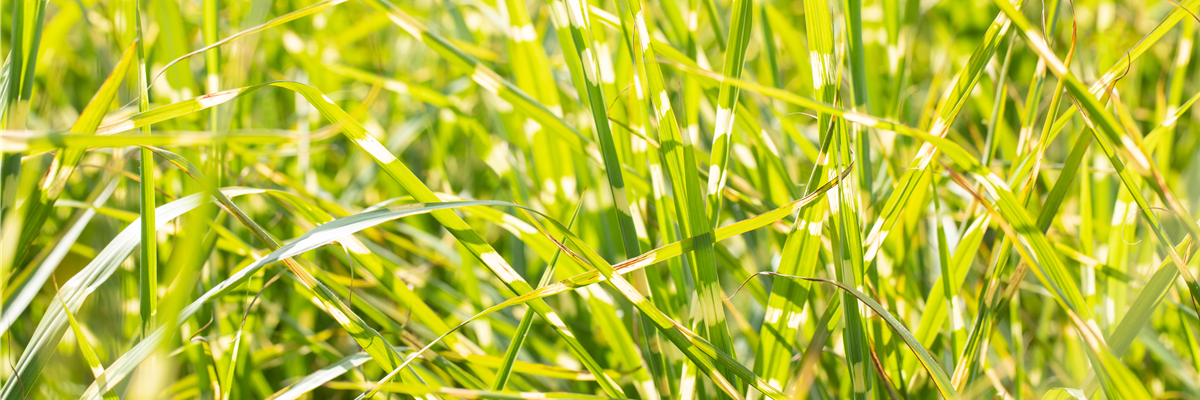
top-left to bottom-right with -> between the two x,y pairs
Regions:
346,167 -> 851,400
148,148 -> 431,392
861,0 -> 1026,264
91,80 -> 628,396
357,0 -> 594,159
55,288 -> 120,400
943,14 -> 1079,389
739,272 -> 959,400
905,214 -> 989,373
359,207 -> 799,400
79,196 -> 520,400
657,55 -> 921,139
0,188 -> 266,400
621,0 -> 736,386
547,0 -> 642,263
146,0 -> 350,93
491,200 -> 584,390
992,0 -> 1200,328
82,197 -> 601,400
801,1 -> 872,397
611,8 -> 674,396
940,163 -> 1151,400
268,347 -> 405,400
0,176 -> 117,335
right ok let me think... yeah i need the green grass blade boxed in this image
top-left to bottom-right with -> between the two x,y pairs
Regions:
931,176 -> 964,370
56,290 -> 121,400
703,0 -> 752,225
77,195 -> 502,398
993,0 -> 1200,328
491,201 -> 583,390
14,0 -> 1200,397
862,0 -> 1025,263
90,79 -> 628,396
0,0 -> 49,234
127,0 -> 159,335
0,176 -> 117,335
10,41 -> 137,271
939,156 -> 1151,399
842,0 -> 873,207
748,272 -> 960,399
546,0 -> 642,262
802,0 -> 871,397
147,0 -> 351,92
623,0 -> 738,389
0,189 -> 263,400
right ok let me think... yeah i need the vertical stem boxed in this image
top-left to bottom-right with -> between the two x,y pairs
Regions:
131,0 -> 157,334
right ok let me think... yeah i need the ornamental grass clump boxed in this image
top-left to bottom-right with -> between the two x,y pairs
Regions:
1,0 -> 1199,398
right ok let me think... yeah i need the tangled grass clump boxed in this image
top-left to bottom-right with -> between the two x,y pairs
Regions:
2,0 -> 1200,398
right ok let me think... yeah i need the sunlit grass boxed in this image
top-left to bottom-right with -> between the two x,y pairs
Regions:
1,0 -> 1199,399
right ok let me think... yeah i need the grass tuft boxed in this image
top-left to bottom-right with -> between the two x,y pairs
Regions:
2,0 -> 1199,399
